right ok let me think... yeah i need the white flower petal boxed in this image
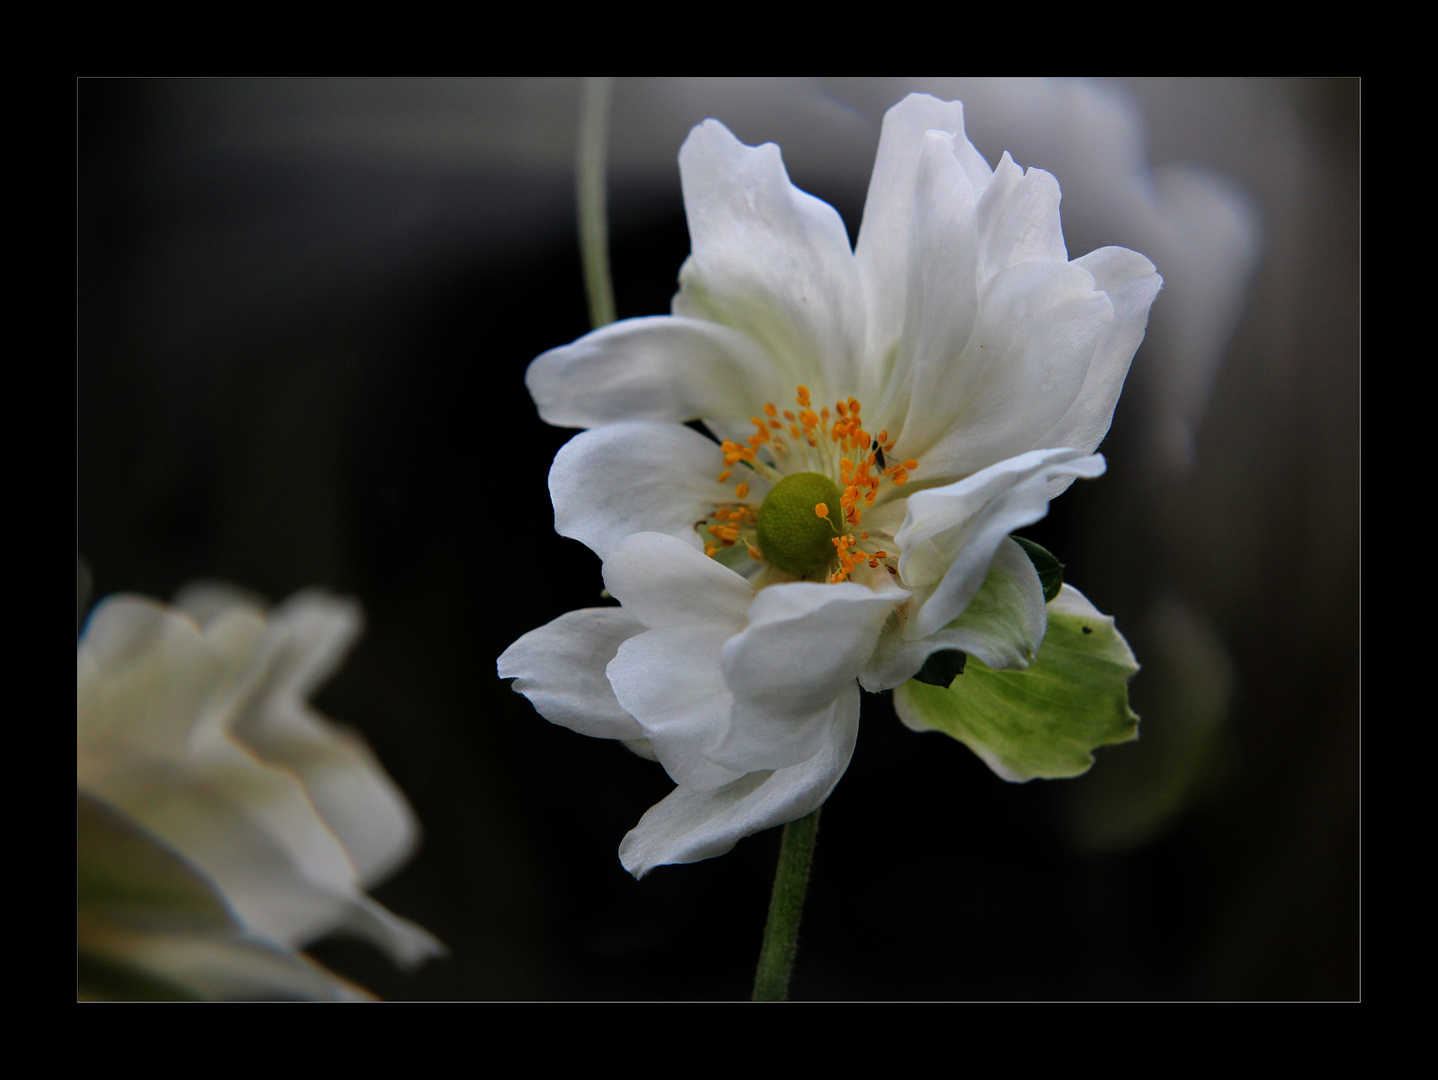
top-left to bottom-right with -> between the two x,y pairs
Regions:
618,685 -> 859,878
78,593 -> 442,968
976,152 -> 1068,286
902,261 -> 1114,477
606,625 -> 746,792
861,536 -> 1047,689
182,590 -> 421,888
497,606 -> 648,743
1036,245 -> 1163,467
525,315 -> 781,431
550,421 -> 768,563
897,448 -> 1106,638
673,118 -> 864,401
855,94 -> 990,387
602,530 -> 755,631
874,129 -> 981,439
714,582 -> 899,770
78,596 -> 232,760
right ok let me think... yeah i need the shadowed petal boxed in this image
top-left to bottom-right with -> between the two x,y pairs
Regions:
856,94 -> 990,394
715,582 -> 899,770
607,624 -> 746,792
1036,246 -> 1162,474
527,315 -> 781,431
498,606 -> 647,743
602,531 -> 755,631
550,421 -> 769,563
673,119 -> 864,401
862,536 -> 1046,689
618,684 -> 859,878
901,262 -> 1113,478
897,449 -> 1105,638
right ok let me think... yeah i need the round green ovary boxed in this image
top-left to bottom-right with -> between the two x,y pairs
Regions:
756,472 -> 845,577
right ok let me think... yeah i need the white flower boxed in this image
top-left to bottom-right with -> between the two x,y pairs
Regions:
78,584 -> 443,993
500,94 -> 1160,877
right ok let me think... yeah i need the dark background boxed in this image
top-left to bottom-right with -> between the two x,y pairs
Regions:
78,78 -> 1359,1000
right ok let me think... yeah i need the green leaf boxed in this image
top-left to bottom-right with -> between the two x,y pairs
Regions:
1012,536 -> 1063,603
894,585 -> 1139,781
913,649 -> 967,687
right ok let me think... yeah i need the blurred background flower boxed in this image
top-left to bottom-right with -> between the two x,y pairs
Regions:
77,585 -> 442,999
78,78 -> 1357,999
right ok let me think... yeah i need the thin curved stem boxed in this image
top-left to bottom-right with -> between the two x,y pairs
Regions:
752,807 -> 821,1001
577,76 -> 616,330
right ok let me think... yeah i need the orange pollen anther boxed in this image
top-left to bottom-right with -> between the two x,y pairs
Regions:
764,403 -> 778,417
814,503 -> 829,518
735,482 -> 749,499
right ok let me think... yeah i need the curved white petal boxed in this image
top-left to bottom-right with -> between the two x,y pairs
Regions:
897,449 -> 1106,638
618,685 -> 859,878
607,624 -> 746,792
673,119 -> 864,401
182,589 -> 421,888
526,315 -> 781,431
78,596 -> 232,762
714,582 -> 899,771
497,606 -> 648,743
78,593 -> 442,968
976,152 -> 1068,287
901,261 -> 1113,479
874,129 -> 980,436
602,531 -> 754,631
855,94 -> 990,393
550,421 -> 768,563
861,536 -> 1046,689
1036,246 -> 1162,464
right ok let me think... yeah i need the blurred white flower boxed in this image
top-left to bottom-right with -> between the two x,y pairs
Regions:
77,584 -> 442,997
502,95 -> 1156,876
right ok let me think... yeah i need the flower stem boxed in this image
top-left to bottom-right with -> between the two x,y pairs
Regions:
752,807 -> 821,1001
576,76 -> 616,330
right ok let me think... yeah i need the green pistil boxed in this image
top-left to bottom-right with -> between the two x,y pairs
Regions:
755,472 -> 845,577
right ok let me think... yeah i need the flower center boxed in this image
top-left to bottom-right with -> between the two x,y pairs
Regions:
755,472 -> 844,577
699,385 -> 920,583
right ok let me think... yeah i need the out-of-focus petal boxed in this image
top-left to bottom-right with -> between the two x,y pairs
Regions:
180,588 -> 421,888
77,592 -> 442,969
618,686 -> 859,878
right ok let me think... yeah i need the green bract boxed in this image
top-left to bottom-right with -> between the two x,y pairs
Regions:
1012,535 -> 1063,603
756,472 -> 845,577
894,585 -> 1139,781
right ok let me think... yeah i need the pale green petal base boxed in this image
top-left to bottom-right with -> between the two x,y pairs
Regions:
893,585 -> 1138,782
